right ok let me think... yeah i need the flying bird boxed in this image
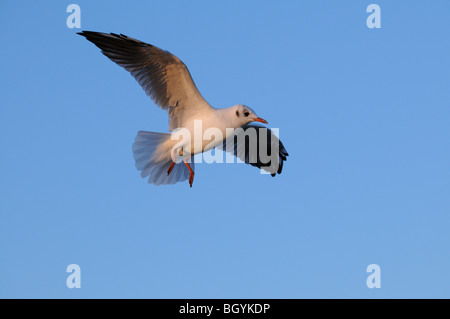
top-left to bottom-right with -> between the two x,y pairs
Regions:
78,31 -> 288,187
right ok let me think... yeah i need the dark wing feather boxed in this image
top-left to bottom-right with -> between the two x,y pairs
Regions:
220,124 -> 288,176
78,31 -> 211,119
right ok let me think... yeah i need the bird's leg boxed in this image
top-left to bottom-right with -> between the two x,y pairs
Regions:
167,162 -> 175,176
184,160 -> 194,188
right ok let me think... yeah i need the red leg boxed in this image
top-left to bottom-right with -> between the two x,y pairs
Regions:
184,161 -> 194,187
167,162 -> 175,176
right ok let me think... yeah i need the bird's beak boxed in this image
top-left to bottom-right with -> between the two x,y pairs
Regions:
253,117 -> 268,124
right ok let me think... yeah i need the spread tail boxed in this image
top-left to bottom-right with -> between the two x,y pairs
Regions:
132,131 -> 194,185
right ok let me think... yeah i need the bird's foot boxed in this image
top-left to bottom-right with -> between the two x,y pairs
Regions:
188,171 -> 194,188
184,161 -> 194,188
167,162 -> 175,176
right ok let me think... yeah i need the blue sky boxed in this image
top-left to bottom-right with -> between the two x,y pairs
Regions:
1,1 -> 449,298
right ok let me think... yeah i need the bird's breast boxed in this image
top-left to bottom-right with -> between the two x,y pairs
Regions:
175,114 -> 233,156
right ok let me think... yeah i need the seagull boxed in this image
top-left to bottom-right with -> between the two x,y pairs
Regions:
78,31 -> 288,187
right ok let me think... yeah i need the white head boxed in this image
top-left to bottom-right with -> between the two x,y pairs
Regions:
230,104 -> 268,127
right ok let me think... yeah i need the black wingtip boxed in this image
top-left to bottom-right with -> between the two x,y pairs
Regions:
77,30 -> 105,37
77,30 -> 94,38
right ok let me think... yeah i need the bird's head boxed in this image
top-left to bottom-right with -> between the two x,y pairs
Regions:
232,104 -> 268,126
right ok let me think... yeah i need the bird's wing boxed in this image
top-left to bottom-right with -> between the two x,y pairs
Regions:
218,124 -> 289,176
78,31 -> 212,129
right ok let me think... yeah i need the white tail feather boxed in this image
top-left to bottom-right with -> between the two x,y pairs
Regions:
132,131 -> 194,185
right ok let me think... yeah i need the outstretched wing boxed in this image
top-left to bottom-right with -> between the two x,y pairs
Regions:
219,124 -> 289,176
78,31 -> 212,129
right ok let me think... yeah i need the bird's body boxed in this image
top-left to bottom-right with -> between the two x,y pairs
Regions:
78,31 -> 288,187
176,106 -> 251,154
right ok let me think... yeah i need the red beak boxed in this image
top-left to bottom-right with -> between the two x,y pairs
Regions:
253,117 -> 268,124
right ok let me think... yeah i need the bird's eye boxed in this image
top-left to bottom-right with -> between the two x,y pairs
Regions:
243,111 -> 250,117
236,110 -> 239,117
